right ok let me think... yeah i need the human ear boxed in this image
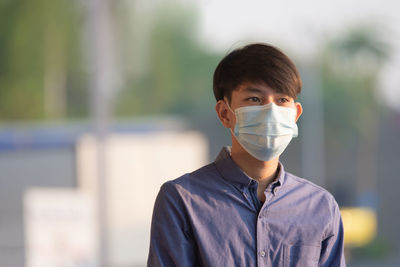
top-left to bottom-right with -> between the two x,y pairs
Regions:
215,100 -> 234,128
294,102 -> 303,122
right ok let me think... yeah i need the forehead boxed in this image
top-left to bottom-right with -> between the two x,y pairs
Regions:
235,82 -> 282,95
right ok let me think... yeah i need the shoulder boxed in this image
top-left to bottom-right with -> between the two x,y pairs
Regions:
159,162 -> 222,197
285,172 -> 335,196
284,171 -> 340,212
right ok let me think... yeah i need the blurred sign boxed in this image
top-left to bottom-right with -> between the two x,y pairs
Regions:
76,131 -> 208,266
24,188 -> 97,267
341,207 -> 377,247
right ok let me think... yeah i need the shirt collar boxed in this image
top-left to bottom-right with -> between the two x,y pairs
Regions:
214,146 -> 286,188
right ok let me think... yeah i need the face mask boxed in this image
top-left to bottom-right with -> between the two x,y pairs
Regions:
226,102 -> 298,161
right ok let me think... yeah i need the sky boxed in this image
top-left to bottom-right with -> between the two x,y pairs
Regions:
193,0 -> 400,110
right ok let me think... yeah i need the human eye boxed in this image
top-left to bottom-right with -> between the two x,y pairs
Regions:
246,96 -> 261,103
276,95 -> 294,105
277,98 -> 289,103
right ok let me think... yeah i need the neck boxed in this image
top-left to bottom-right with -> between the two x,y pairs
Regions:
230,137 -> 279,185
230,138 -> 279,203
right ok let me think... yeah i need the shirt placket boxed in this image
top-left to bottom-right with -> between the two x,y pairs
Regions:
241,181 -> 261,211
256,183 -> 279,267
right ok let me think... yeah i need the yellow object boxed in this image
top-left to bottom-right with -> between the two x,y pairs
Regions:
340,207 -> 377,247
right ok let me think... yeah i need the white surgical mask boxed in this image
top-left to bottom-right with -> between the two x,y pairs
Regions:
226,102 -> 298,161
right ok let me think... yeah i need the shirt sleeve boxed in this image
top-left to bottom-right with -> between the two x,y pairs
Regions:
147,182 -> 197,267
319,200 -> 346,267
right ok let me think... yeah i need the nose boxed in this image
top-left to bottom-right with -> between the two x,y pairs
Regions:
262,95 -> 274,105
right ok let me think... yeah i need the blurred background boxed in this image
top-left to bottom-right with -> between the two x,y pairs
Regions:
0,0 -> 399,266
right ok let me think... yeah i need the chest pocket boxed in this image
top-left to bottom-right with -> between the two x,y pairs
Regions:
283,244 -> 320,267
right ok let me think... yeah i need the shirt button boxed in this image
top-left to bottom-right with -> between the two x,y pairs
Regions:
273,187 -> 278,194
260,251 -> 266,257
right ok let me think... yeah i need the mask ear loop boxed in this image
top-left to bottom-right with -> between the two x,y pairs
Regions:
224,98 -> 238,138
224,98 -> 235,114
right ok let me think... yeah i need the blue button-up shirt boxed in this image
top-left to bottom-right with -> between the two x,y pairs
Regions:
148,147 -> 345,266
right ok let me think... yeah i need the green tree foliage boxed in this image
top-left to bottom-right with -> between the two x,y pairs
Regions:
0,0 -> 86,121
321,25 -> 389,136
114,3 -> 221,118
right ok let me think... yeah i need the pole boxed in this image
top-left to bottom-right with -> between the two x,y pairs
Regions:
86,0 -> 117,266
300,62 -> 326,187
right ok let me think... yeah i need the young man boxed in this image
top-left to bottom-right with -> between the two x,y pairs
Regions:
148,43 -> 345,266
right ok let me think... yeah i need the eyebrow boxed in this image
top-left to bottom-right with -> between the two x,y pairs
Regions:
241,87 -> 264,94
241,86 -> 292,98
